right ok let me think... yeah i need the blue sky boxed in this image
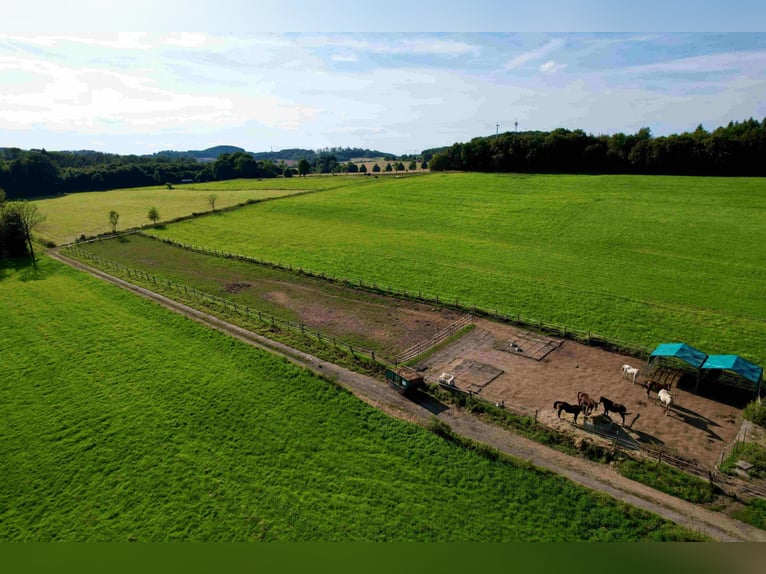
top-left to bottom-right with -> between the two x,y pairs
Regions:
1,3 -> 765,155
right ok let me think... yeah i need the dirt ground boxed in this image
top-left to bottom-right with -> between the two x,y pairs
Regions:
417,318 -> 745,469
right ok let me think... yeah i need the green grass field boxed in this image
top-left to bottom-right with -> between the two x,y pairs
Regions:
32,177 -> 368,245
145,172 -> 766,368
0,256 -> 702,541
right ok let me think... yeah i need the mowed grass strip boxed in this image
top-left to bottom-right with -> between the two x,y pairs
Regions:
146,172 -> 766,366
0,257 -> 700,541
32,176 -> 367,245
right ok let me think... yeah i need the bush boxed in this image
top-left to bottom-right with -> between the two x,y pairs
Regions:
616,459 -> 715,504
743,400 -> 766,427
732,497 -> 766,530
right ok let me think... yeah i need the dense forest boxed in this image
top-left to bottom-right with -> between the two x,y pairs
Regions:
429,118 -> 766,176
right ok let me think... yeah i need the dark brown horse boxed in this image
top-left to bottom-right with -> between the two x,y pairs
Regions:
577,392 -> 599,416
645,380 -> 671,398
554,401 -> 582,423
599,396 -> 628,425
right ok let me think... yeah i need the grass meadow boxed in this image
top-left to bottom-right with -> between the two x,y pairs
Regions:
32,176 -> 367,245
145,172 -> 766,368
0,256 -> 701,541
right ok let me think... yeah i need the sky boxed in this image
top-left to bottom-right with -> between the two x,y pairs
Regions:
1,2 -> 765,156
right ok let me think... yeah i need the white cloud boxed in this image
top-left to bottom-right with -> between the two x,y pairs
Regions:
540,60 -> 566,74
331,53 -> 358,62
165,33 -> 208,48
505,38 -> 565,70
300,35 -> 480,57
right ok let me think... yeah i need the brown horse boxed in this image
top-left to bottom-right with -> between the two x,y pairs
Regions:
599,396 -> 628,425
554,401 -> 582,423
645,380 -> 671,398
577,392 -> 599,416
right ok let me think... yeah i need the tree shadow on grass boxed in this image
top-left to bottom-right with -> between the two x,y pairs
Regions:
0,257 -> 51,282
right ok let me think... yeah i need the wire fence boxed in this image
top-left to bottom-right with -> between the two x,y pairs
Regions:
138,233 -> 655,362
64,245 -> 394,367
64,240 -> 765,500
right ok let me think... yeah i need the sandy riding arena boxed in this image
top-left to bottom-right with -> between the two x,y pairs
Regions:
417,319 -> 744,468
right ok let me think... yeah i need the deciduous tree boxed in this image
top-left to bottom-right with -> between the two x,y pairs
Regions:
207,193 -> 218,211
148,206 -> 160,225
109,210 -> 119,233
4,201 -> 46,268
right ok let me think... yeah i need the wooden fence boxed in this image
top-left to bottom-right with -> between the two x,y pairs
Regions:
396,314 -> 473,365
64,246 -> 394,366
64,242 -> 766,501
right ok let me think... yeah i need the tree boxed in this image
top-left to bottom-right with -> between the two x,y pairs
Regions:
372,163 -> 381,173
421,160 -> 428,170
148,206 -> 160,225
0,205 -> 28,259
409,160 -> 417,171
297,158 -> 311,177
207,193 -> 218,211
5,201 -> 46,268
108,210 -> 119,233
346,162 -> 359,173
359,164 -> 367,174
385,163 -> 393,172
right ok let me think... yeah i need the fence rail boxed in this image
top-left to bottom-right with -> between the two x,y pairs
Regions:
64,241 -> 766,501
136,233 -> 655,362
396,314 -> 473,364
64,246 -> 394,367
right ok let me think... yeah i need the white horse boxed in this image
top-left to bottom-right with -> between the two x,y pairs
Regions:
622,364 -> 640,384
656,389 -> 673,415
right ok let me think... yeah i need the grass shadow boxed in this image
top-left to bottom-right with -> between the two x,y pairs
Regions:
0,257 -> 50,282
415,392 -> 450,416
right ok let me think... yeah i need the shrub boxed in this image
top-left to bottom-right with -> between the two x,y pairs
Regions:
616,459 -> 715,504
743,400 -> 766,427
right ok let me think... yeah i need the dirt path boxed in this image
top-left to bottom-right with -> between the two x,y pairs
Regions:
48,249 -> 766,542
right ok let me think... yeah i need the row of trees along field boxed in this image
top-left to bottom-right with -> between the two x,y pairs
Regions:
428,118 -> 766,176
0,149 -> 293,200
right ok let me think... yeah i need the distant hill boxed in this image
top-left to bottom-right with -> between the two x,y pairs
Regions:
151,145 -> 246,162
251,147 -> 396,163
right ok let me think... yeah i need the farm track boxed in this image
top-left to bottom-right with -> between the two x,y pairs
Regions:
49,249 -> 766,542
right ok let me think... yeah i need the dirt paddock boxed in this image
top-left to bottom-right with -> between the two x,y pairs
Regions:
417,318 -> 746,468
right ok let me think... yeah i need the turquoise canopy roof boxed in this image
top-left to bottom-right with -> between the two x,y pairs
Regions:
701,355 -> 763,385
649,342 -> 708,369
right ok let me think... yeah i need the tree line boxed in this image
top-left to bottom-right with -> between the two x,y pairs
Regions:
0,149 -> 296,200
428,118 -> 766,176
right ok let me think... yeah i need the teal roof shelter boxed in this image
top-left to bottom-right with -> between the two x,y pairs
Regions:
649,342 -> 708,369
701,355 -> 763,397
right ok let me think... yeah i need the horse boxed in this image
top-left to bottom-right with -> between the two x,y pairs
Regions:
599,396 -> 628,425
577,392 -> 599,416
656,389 -> 673,415
645,380 -> 671,398
553,401 -> 582,423
622,365 -> 640,384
